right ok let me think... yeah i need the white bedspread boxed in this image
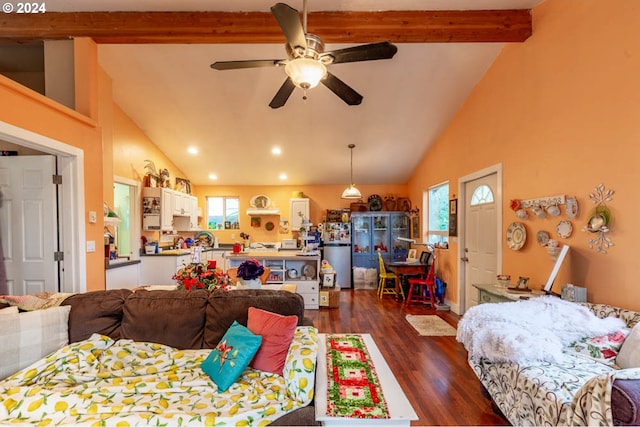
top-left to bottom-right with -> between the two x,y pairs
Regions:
457,296 -> 625,363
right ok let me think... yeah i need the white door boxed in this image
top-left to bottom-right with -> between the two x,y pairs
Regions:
0,155 -> 58,295
463,173 -> 498,311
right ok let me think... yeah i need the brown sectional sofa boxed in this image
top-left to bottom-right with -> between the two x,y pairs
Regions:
59,288 -> 317,426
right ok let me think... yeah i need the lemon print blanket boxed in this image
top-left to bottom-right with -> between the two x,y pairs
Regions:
0,327 -> 317,426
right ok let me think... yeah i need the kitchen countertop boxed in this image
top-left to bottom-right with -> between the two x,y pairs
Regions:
140,246 -> 232,256
105,259 -> 141,270
227,251 -> 320,259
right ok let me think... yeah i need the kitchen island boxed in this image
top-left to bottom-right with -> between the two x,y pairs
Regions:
227,252 -> 320,309
139,247 -> 231,286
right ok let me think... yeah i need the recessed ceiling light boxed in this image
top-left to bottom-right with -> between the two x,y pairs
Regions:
188,147 -> 198,155
279,173 -> 287,180
272,147 -> 282,155
208,174 -> 218,180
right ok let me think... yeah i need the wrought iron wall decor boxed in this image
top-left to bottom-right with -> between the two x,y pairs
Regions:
582,183 -> 614,254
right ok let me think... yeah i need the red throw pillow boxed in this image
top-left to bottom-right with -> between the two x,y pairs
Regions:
247,307 -> 298,375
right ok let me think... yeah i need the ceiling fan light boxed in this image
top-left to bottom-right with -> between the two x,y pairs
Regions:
285,58 -> 327,89
341,184 -> 362,199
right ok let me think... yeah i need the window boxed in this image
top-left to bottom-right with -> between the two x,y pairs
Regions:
206,196 -> 239,229
426,182 -> 449,246
470,184 -> 494,205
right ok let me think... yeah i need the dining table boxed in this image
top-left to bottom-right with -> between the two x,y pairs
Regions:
385,260 -> 429,299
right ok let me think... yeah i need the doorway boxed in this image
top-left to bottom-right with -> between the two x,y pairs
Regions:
113,176 -> 141,261
0,121 -> 86,294
457,164 -> 502,314
0,155 -> 59,294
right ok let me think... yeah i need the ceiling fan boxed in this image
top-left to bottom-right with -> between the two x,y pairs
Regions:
210,1 -> 398,109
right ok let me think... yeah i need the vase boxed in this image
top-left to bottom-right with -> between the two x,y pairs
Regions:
237,278 -> 261,289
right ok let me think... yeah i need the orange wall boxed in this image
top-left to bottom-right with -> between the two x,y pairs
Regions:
408,0 -> 640,311
191,185 -> 408,244
0,38 -> 105,290
111,105 -> 189,185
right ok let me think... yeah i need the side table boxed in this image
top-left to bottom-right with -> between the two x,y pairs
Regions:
315,333 -> 418,426
473,283 -> 545,304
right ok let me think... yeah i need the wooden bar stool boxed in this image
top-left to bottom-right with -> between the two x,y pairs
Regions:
406,257 -> 436,307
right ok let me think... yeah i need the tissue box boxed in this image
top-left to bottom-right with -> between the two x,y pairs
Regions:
561,284 -> 587,302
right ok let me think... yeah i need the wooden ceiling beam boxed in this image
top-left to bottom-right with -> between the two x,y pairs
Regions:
0,10 -> 531,44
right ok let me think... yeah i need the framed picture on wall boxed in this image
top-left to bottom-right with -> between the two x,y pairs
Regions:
175,177 -> 191,194
412,216 -> 420,239
145,173 -> 159,188
449,199 -> 458,236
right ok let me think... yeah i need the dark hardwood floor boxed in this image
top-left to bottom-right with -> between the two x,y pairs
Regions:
304,289 -> 509,426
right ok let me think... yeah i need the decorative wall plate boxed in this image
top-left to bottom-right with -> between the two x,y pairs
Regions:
506,222 -> 526,250
195,231 -> 214,247
537,230 -> 550,246
302,264 -> 316,279
557,220 -> 573,238
250,195 -> 270,209
265,221 -> 274,231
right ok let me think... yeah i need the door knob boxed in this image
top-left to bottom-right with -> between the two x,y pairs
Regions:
461,257 -> 469,262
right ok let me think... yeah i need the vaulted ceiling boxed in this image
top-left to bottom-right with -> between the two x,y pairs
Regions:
0,0 -> 542,186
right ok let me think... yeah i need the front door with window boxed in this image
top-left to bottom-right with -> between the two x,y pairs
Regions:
463,174 -> 498,311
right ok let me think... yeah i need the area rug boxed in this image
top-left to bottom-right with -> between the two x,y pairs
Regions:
405,315 -> 457,336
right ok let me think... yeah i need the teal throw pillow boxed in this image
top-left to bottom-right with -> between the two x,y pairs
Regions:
201,321 -> 262,392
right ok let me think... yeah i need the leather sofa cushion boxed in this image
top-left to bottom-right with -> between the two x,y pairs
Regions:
62,289 -> 131,343
121,290 -> 208,349
612,379 -> 640,426
204,289 -> 305,348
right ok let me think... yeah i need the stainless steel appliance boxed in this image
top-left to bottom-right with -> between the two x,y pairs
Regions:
322,222 -> 352,288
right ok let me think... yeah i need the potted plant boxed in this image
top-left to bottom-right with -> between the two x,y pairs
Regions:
172,262 -> 232,291
236,258 -> 265,289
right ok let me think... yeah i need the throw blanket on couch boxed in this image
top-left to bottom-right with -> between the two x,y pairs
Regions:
0,329 -> 318,426
457,296 -> 625,363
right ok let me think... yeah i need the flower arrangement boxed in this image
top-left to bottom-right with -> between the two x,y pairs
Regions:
237,258 -> 265,281
172,262 -> 232,291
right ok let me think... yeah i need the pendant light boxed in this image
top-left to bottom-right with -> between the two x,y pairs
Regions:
341,144 -> 362,199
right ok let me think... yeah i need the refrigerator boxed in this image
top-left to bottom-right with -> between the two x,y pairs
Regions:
321,222 -> 352,288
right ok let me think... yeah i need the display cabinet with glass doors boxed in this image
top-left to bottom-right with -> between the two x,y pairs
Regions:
351,212 -> 411,270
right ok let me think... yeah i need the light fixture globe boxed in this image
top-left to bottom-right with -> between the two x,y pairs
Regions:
341,144 -> 362,200
285,58 -> 327,89
341,184 -> 362,199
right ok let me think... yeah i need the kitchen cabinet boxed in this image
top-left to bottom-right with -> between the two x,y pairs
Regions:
139,253 -> 191,285
106,262 -> 140,290
174,197 -> 200,231
173,192 -> 192,217
144,187 -> 199,231
142,187 -> 174,231
290,198 -> 310,231
351,212 -> 411,270
227,253 -> 320,309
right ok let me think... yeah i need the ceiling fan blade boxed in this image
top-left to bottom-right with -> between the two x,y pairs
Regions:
269,77 -> 296,109
325,41 -> 398,64
321,72 -> 363,106
211,59 -> 283,71
271,3 -> 306,52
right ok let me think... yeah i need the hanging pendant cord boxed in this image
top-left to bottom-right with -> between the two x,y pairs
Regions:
349,143 -> 355,185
